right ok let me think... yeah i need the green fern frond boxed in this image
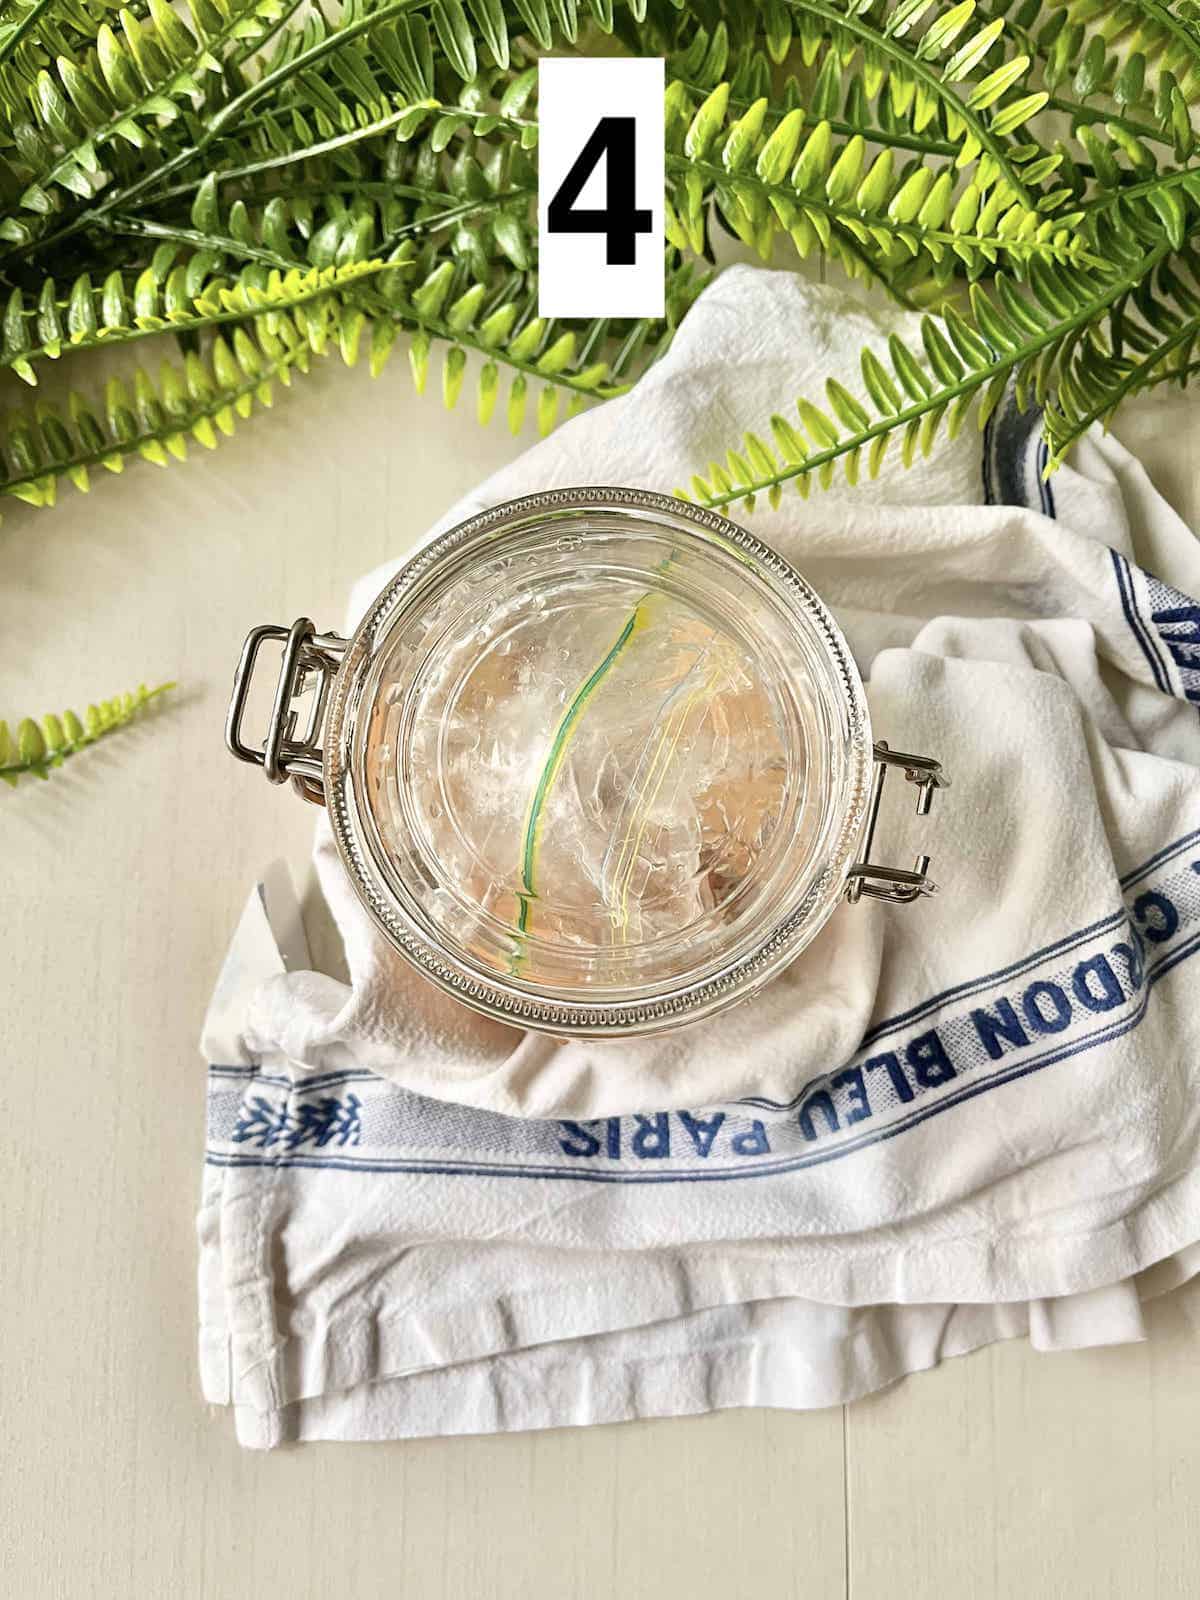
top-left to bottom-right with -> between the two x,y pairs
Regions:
0,0 -> 1195,539
1036,0 -> 1200,116
0,681 -> 174,785
683,238 -> 1172,509
381,253 -> 703,433
0,307 -> 317,507
667,65 -> 962,161
0,249 -> 415,382
779,0 -> 1049,208
0,241 -> 700,498
1044,245 -> 1200,463
1,0 -> 284,231
665,85 -> 1093,289
0,0 -> 133,104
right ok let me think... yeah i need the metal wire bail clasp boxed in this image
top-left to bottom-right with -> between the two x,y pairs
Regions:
845,741 -> 950,905
226,617 -> 345,806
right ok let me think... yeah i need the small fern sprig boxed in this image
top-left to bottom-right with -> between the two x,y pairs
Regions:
0,682 -> 175,786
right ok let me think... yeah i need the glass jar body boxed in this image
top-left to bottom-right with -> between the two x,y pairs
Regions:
319,488 -> 874,1038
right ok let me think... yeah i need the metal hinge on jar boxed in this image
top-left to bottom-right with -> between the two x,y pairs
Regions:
844,742 -> 950,905
226,618 -> 345,806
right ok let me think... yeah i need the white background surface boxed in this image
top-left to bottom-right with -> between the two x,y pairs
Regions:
4,343 -> 1200,1597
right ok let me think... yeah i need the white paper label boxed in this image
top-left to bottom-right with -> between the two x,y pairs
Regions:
537,57 -> 665,319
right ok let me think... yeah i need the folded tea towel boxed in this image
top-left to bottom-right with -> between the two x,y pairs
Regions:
201,264 -> 1200,1446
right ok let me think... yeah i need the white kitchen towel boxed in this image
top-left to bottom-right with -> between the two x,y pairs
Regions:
201,265 -> 1200,1446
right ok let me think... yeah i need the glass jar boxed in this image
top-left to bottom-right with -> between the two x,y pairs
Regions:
227,487 -> 947,1037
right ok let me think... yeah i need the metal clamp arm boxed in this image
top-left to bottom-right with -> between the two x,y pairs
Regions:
845,741 -> 950,905
226,617 -> 345,806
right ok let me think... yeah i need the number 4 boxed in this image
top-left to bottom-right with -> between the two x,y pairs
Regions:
546,116 -> 653,266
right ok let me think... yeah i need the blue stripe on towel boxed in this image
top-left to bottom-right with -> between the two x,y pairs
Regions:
981,386 -> 1200,706
1143,571 -> 1200,707
982,388 -> 1055,518
207,828 -> 1200,1185
1111,548 -> 1172,695
203,925 -> 1200,1187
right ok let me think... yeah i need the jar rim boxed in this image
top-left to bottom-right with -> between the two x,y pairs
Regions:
323,486 -> 873,1038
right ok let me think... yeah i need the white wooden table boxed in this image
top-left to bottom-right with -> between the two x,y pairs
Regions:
4,348 -> 1199,1599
